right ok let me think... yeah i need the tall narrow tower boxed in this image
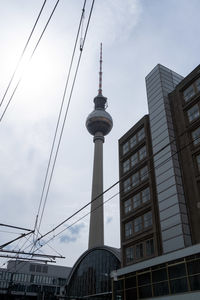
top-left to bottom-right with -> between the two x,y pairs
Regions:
86,44 -> 113,249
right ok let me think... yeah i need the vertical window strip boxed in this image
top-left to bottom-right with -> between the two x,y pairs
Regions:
187,104 -> 200,122
124,187 -> 150,215
122,127 -> 145,155
192,127 -> 200,145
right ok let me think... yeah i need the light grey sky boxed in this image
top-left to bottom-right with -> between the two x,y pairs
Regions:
0,0 -> 199,268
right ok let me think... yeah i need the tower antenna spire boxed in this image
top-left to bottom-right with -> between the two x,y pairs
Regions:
98,43 -> 103,95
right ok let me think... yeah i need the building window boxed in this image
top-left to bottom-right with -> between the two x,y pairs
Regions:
123,178 -> 131,192
196,154 -> 200,172
183,78 -> 200,102
130,135 -> 137,148
131,152 -> 138,167
142,187 -> 150,203
125,222 -> 133,238
133,193 -> 141,209
124,239 -> 155,265
132,172 -> 140,187
192,127 -> 200,145
146,239 -> 155,257
183,85 -> 195,102
140,165 -> 148,181
144,211 -> 153,228
123,159 -> 130,173
125,247 -> 134,263
126,211 -> 153,236
196,78 -> 200,92
124,187 -> 150,215
124,199 -> 132,214
122,142 -> 129,155
136,243 -> 143,259
134,216 -> 142,233
122,146 -> 147,174
122,127 -> 145,156
138,128 -> 145,142
139,145 -> 147,160
187,103 -> 200,122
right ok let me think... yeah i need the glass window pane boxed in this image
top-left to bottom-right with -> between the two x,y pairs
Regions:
133,193 -> 141,209
126,288 -> 137,299
123,159 -> 130,173
123,142 -> 129,155
125,247 -> 134,263
139,285 -> 152,298
136,243 -> 143,259
124,199 -> 132,214
146,239 -> 154,257
192,127 -> 200,145
168,263 -> 186,279
123,178 -> 131,192
187,104 -> 200,122
142,187 -> 150,203
140,166 -> 148,182
152,268 -> 167,283
125,222 -> 133,238
125,276 -> 136,289
130,135 -> 137,148
189,274 -> 200,291
132,172 -> 139,187
134,217 -> 142,233
144,211 -> 152,228
183,85 -> 195,102
139,146 -> 147,160
138,272 -> 151,285
153,282 -> 169,297
130,153 -> 138,167
138,128 -> 145,141
170,278 -> 188,294
187,259 -> 200,275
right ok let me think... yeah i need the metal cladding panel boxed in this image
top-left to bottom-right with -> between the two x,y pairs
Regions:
146,64 -> 191,253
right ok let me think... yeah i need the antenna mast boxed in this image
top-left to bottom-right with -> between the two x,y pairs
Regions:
98,43 -> 103,95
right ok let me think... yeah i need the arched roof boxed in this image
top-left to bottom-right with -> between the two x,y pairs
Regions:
67,245 -> 121,285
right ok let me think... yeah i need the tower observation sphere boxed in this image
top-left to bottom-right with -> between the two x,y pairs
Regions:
86,95 -> 113,137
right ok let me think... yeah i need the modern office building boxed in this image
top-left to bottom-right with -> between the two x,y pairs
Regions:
0,259 -> 71,299
115,64 -> 200,299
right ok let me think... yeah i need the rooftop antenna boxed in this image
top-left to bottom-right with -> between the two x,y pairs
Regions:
98,43 -> 103,95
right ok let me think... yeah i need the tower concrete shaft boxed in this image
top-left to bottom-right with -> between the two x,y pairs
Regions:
86,44 -> 113,249
88,132 -> 104,249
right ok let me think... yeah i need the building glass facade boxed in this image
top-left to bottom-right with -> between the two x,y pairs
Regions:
113,252 -> 200,300
66,247 -> 120,300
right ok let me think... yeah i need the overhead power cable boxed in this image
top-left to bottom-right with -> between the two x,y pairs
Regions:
0,0 -> 47,108
35,0 -> 95,235
6,132 -> 199,271
35,134 -> 200,245
0,0 -> 61,122
35,0 -> 87,234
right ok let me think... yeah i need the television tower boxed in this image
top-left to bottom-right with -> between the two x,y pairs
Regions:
86,43 -> 113,249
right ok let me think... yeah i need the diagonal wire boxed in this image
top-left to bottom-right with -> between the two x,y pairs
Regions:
36,0 -> 95,235
34,0 -> 87,236
35,133 -> 200,244
0,0 -> 47,108
0,0 -> 61,122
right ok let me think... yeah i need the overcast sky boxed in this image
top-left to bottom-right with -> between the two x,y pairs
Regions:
0,0 -> 199,268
